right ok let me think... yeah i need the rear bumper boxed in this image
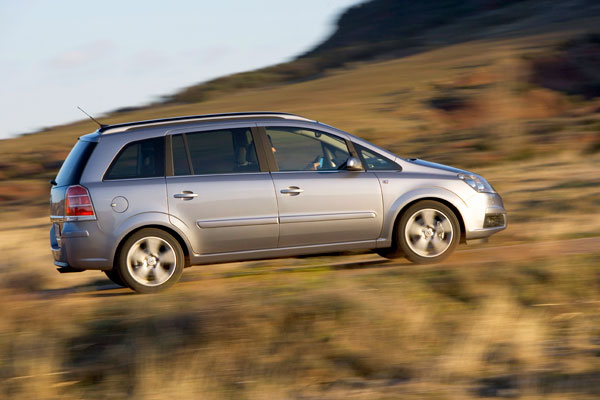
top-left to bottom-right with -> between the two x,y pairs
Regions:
50,222 -> 112,271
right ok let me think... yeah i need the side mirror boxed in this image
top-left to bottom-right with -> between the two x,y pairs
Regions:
346,156 -> 363,171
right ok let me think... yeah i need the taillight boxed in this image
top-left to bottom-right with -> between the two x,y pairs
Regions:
65,185 -> 96,219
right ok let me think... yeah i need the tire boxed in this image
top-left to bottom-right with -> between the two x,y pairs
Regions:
397,200 -> 460,264
116,228 -> 184,294
375,246 -> 404,260
104,268 -> 128,287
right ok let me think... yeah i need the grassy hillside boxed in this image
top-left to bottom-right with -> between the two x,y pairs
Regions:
1,27 -> 599,241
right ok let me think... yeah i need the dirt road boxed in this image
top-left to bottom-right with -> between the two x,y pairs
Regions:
48,236 -> 599,298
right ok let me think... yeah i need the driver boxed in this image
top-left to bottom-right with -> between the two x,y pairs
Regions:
268,134 -> 331,171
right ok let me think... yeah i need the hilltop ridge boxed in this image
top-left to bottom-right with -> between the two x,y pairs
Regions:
170,0 -> 600,104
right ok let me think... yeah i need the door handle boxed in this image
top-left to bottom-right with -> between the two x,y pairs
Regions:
280,186 -> 304,195
174,192 -> 198,200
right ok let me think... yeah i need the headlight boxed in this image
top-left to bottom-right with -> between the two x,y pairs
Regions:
458,173 -> 495,193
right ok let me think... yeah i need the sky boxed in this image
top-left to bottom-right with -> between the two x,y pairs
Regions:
0,0 -> 359,140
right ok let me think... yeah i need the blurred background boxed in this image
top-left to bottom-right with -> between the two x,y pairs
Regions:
1,0 -> 600,398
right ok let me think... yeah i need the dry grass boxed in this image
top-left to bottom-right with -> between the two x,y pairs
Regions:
0,207 -> 599,398
1,229 -> 600,399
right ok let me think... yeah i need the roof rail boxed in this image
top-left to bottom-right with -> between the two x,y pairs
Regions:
99,112 -> 313,134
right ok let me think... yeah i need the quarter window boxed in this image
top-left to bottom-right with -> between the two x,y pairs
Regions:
355,143 -> 401,171
266,127 -> 350,171
105,137 -> 165,180
178,128 -> 259,175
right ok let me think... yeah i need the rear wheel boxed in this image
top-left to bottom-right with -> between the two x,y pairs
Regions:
116,228 -> 184,293
398,200 -> 460,264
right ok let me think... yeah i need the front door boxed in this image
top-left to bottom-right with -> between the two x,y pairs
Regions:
264,126 -> 383,247
166,125 -> 279,254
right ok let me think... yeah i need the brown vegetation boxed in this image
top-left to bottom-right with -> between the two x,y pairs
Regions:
531,33 -> 600,99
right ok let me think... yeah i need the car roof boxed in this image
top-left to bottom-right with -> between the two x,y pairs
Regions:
99,112 -> 314,134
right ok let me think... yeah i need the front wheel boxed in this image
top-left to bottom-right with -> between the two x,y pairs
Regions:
104,269 -> 127,287
116,228 -> 184,293
397,201 -> 460,264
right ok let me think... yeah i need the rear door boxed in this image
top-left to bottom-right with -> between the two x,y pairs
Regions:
262,125 -> 383,248
50,137 -> 98,253
50,137 -> 98,221
166,124 -> 279,254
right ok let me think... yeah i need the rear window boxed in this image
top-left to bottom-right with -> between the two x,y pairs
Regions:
54,139 -> 97,186
105,137 -> 165,180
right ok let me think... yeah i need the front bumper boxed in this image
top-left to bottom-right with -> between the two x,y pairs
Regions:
464,192 -> 507,240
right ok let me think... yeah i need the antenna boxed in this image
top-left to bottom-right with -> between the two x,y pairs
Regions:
77,106 -> 106,129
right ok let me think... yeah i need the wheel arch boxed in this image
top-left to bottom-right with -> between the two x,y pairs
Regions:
391,197 -> 466,245
112,224 -> 192,269
383,189 -> 468,247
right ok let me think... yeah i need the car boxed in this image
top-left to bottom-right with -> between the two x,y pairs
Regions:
50,112 -> 507,293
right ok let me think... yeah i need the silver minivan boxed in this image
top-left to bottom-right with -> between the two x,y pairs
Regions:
50,112 -> 506,293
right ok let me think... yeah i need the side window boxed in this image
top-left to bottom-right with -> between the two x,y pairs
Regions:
105,137 -> 165,180
266,127 -> 350,171
183,128 -> 259,175
355,143 -> 401,171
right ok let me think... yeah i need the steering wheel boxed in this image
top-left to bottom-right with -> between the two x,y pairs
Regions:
303,155 -> 322,170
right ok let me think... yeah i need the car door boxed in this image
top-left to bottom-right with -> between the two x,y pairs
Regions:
166,124 -> 279,254
262,125 -> 383,248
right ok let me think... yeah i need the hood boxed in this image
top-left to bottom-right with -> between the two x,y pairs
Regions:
401,158 -> 472,176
